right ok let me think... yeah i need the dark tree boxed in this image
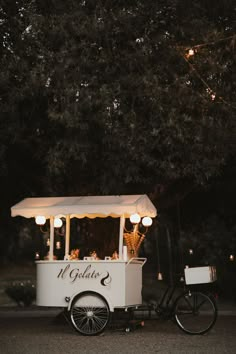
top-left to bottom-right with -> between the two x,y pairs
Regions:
0,0 -> 236,263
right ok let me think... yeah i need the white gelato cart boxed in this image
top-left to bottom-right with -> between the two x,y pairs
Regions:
11,195 -> 157,335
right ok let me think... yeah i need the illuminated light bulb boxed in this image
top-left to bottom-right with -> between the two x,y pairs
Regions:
189,249 -> 193,255
35,252 -> 40,260
35,215 -> 46,225
56,241 -> 61,250
130,213 -> 141,224
157,272 -> 163,281
46,238 -> 50,247
186,48 -> 195,58
230,254 -> 234,261
54,217 -> 63,228
142,216 -> 153,227
211,93 -> 216,101
188,48 -> 195,56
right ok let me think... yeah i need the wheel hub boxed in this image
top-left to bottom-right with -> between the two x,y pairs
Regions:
87,310 -> 94,318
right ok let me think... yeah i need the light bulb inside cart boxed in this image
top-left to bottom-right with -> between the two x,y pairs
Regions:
35,252 -> 40,260
35,215 -> 46,225
130,213 -> 141,224
142,216 -> 152,227
54,217 -> 63,228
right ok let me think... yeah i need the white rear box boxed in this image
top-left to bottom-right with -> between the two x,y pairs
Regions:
184,266 -> 217,285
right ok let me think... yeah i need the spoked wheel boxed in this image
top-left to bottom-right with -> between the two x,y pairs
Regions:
70,291 -> 110,336
174,291 -> 217,335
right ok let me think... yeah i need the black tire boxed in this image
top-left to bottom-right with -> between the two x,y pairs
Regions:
70,291 -> 110,336
174,291 -> 217,335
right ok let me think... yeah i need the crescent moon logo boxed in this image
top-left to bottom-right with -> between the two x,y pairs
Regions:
100,272 -> 112,286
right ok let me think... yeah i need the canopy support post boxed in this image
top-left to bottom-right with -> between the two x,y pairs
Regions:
119,215 -> 125,259
65,215 -> 70,259
49,216 -> 54,261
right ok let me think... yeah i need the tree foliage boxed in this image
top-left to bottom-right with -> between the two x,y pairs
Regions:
1,0 -> 236,201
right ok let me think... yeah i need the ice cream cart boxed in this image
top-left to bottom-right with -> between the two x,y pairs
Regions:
11,195 -> 157,335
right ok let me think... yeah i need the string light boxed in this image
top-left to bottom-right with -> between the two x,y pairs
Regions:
186,34 -> 236,51
185,48 -> 195,58
178,33 -> 236,108
180,52 -> 219,102
229,254 -> 234,261
211,93 -> 216,101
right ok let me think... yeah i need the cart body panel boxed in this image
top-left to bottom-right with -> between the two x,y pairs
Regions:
36,260 -> 144,310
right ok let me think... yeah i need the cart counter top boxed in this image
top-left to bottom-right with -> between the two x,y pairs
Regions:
35,259 -> 127,264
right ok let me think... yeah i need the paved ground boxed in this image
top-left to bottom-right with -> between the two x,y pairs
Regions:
1,275 -> 236,354
0,312 -> 236,354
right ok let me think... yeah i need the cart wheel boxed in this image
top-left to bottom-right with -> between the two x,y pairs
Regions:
174,291 -> 217,335
70,291 -> 110,336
